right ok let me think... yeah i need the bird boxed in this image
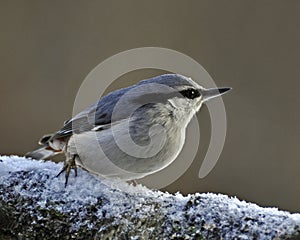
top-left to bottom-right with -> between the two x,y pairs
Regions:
26,74 -> 231,186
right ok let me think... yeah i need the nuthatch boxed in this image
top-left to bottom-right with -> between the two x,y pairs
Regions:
26,74 -> 231,186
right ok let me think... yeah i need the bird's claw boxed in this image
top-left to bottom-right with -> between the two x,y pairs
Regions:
56,155 -> 78,187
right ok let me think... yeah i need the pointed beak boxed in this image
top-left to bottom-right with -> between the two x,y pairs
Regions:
201,87 -> 232,102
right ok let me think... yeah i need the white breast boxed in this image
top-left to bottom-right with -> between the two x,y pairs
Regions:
67,120 -> 185,180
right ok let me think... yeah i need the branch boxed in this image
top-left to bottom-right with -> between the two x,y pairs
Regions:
0,156 -> 299,239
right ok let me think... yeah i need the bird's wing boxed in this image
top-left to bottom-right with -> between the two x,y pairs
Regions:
51,87 -> 132,140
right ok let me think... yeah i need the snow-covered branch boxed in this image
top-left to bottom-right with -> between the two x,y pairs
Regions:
0,156 -> 299,239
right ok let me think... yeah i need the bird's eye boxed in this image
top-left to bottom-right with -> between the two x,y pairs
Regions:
179,88 -> 200,99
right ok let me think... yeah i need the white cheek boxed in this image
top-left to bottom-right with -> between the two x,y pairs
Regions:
168,97 -> 191,109
167,99 -> 178,109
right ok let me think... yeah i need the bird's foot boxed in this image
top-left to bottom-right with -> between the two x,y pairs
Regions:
127,179 -> 138,186
56,155 -> 78,187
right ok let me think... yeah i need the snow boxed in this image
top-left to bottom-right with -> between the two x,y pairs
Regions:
0,155 -> 299,239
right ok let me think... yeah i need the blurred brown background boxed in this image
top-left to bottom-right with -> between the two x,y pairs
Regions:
0,1 -> 299,212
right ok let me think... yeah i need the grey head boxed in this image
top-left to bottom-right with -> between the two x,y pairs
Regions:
53,74 -> 231,139
134,74 -> 231,124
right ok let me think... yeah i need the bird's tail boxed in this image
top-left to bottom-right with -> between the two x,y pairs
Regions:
25,146 -> 59,160
25,134 -> 62,160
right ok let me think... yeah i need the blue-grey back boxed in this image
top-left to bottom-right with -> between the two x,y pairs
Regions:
52,74 -> 194,139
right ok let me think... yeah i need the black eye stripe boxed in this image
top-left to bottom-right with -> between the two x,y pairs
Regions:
131,88 -> 201,105
179,88 -> 201,99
